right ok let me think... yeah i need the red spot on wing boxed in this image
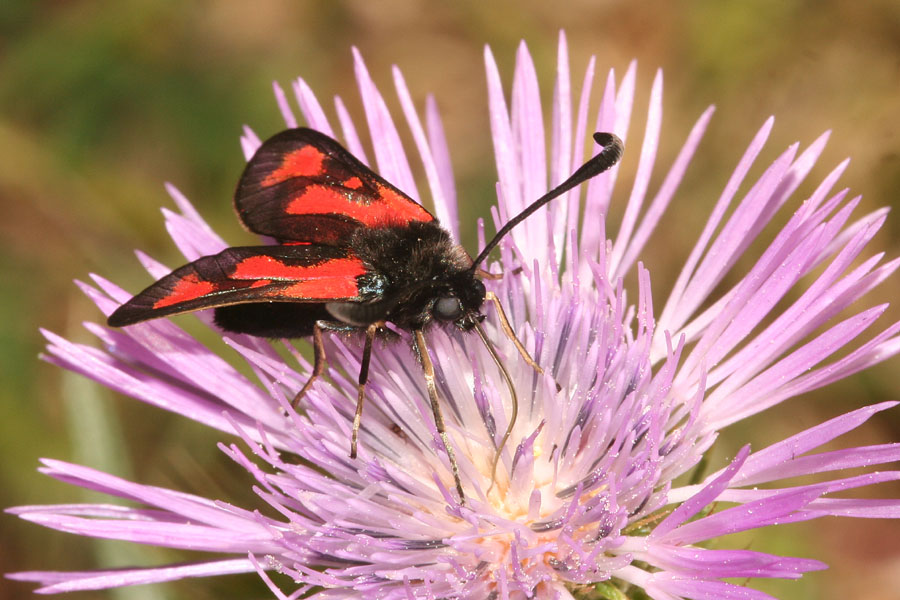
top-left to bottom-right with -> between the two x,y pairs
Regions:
285,185 -> 349,218
229,255 -> 366,299
153,275 -> 217,309
230,254 -> 363,280
375,184 -> 434,224
283,278 -> 358,298
285,184 -> 432,227
343,176 -> 363,189
261,146 -> 325,187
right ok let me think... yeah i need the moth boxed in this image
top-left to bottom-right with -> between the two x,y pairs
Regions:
108,128 -> 623,501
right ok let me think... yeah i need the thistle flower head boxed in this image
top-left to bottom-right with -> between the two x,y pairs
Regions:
11,34 -> 900,600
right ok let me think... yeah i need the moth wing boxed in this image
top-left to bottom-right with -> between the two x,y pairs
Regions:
107,245 -> 367,326
234,128 -> 435,245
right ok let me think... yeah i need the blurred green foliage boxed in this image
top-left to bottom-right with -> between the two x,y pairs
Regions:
2,1 -> 899,599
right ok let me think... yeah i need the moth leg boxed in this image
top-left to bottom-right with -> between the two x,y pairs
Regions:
350,322 -> 380,459
413,330 -> 465,504
484,291 -> 543,375
291,320 -> 357,409
476,268 -> 503,280
476,266 -> 523,280
472,322 -> 518,498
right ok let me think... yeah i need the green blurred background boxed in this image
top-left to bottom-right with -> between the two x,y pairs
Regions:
2,1 -> 900,599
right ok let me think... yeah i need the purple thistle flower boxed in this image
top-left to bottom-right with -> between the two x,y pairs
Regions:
10,33 -> 900,599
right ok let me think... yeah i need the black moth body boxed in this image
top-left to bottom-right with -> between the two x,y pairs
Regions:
214,220 -> 484,339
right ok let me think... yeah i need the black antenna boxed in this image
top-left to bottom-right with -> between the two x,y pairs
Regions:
471,132 -> 624,270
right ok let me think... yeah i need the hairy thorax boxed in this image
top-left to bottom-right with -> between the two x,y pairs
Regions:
351,221 -> 479,329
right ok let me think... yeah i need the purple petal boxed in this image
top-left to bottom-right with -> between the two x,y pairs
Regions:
659,117 -> 774,334
392,66 -> 456,238
705,304 -> 888,427
647,575 -> 784,600
352,47 -> 418,199
652,446 -> 750,538
273,80 -> 298,128
625,105 -> 715,292
609,69 -> 662,279
550,30 -> 573,261
292,77 -> 332,134
425,94 -> 458,234
484,44 -> 519,226
643,545 -> 826,579
9,559 -> 256,593
333,94 -> 368,163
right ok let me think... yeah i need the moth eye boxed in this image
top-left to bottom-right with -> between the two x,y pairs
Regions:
433,296 -> 463,321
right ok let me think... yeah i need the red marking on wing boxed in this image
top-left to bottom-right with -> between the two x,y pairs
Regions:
285,185 -> 349,218
261,146 -> 325,187
285,184 -> 432,227
283,278 -> 358,298
343,176 -> 362,189
153,275 -> 217,309
375,184 -> 434,224
231,254 -> 366,282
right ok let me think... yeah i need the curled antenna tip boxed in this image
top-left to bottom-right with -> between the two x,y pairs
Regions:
562,131 -> 624,187
591,132 -> 624,167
